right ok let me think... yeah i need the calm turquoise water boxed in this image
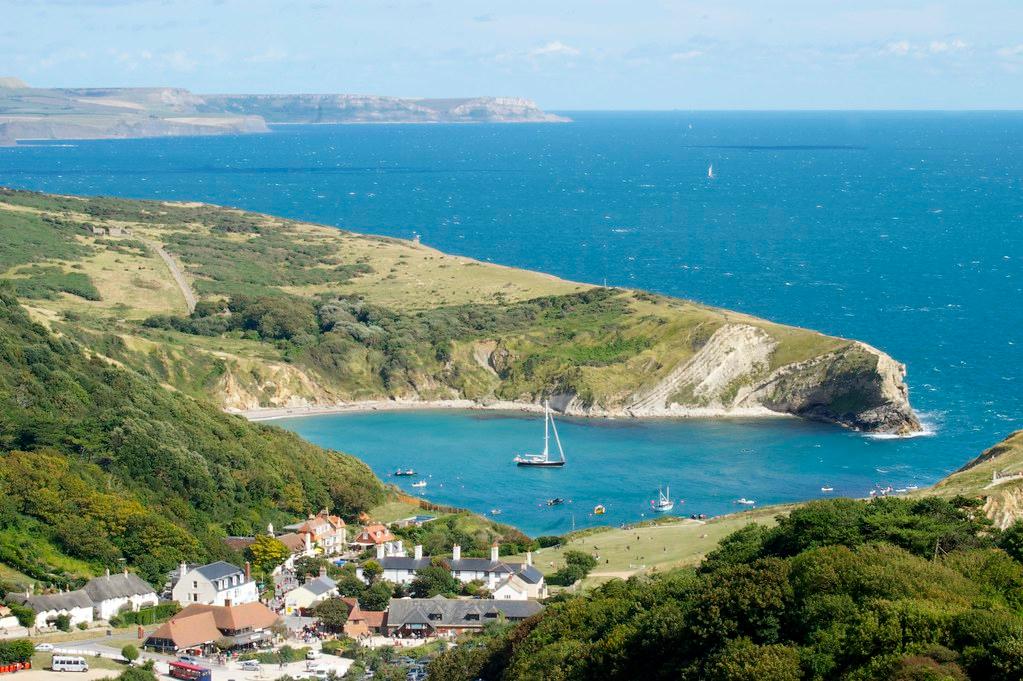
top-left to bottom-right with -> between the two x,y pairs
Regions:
2,112 -> 1021,534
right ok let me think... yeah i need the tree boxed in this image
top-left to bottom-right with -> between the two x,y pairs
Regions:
409,565 -> 460,598
294,555 -> 332,581
0,640 -> 34,664
360,559 -> 382,584
53,613 -> 72,632
121,644 -> 139,664
359,580 -> 393,611
999,520 -> 1023,563
314,597 -> 351,631
246,534 -> 291,575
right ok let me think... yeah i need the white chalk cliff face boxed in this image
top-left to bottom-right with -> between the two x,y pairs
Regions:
543,324 -> 920,435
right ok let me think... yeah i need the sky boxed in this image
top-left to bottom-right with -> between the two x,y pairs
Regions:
3,0 -> 1023,110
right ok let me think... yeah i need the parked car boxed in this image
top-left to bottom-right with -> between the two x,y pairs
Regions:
178,654 -> 203,665
239,660 -> 261,671
306,649 -> 322,660
34,643 -> 55,652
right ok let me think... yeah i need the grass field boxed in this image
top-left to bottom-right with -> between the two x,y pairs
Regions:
507,504 -> 790,587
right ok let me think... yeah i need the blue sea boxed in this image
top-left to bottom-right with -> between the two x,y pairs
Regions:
3,112 -> 1021,535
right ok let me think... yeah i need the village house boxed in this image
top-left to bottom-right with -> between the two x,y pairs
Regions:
83,569 -> 159,621
145,602 -> 278,654
340,598 -> 386,638
282,571 -> 337,615
0,605 -> 26,638
358,544 -> 430,585
170,561 -> 259,607
349,523 -> 403,556
282,511 -> 347,556
445,545 -> 547,598
385,597 -> 542,638
276,532 -> 315,571
7,589 -> 94,630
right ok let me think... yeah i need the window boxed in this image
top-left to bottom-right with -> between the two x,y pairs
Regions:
427,613 -> 442,621
192,581 -> 197,588
192,594 -> 198,602
465,614 -> 479,621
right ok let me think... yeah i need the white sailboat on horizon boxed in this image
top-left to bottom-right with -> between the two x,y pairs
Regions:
707,164 -> 715,179
514,400 -> 567,467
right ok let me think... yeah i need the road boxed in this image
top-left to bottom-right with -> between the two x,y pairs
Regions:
142,238 -> 197,313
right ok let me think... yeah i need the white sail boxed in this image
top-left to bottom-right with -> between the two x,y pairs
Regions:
548,402 -> 566,463
707,164 -> 715,179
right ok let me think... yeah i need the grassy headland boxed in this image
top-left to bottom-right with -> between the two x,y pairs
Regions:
0,188 -> 919,434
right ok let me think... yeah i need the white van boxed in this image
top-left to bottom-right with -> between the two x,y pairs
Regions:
52,656 -> 90,672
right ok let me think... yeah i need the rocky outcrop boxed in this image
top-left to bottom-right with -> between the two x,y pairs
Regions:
547,325 -> 919,434
743,341 -> 920,434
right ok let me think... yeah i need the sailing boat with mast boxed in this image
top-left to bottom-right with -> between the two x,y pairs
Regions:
707,164 -> 715,180
514,400 -> 566,467
651,485 -> 674,512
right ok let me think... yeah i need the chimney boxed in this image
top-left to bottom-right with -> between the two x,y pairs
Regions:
452,545 -> 461,561
319,566 -> 327,578
491,543 -> 499,562
180,561 -> 187,580
526,551 -> 533,567
304,534 -> 312,552
105,568 -> 111,578
414,545 -> 423,560
244,561 -> 251,580
375,543 -> 385,560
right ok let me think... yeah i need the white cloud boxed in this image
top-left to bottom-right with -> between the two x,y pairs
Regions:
670,50 -> 704,61
997,44 -> 1023,58
528,41 -> 580,58
880,40 -> 912,56
928,39 -> 968,54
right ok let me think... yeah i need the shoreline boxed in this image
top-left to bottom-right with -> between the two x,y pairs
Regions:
228,399 -> 790,422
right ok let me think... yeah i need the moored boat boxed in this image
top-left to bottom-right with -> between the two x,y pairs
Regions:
651,485 -> 675,512
514,400 -> 567,467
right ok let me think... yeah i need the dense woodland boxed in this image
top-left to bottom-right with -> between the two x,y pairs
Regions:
428,497 -> 1023,681
0,284 -> 383,586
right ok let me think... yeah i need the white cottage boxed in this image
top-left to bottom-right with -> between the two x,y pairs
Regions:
83,570 -> 159,621
359,544 -> 430,585
8,589 -> 94,630
446,546 -> 547,599
171,561 -> 259,607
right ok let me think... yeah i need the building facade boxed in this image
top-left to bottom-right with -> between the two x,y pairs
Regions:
171,561 -> 259,607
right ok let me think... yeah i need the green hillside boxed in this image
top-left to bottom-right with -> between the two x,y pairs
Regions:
429,496 -> 1023,681
0,284 -> 383,587
0,188 -> 919,434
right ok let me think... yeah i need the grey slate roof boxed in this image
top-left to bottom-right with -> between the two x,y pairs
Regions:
83,573 -> 156,601
302,576 -> 337,597
512,564 -> 544,585
386,597 -> 542,628
446,558 -> 512,574
9,590 -> 93,613
195,561 -> 245,583
380,556 -> 432,571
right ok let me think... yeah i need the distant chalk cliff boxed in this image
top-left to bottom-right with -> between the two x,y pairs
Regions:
0,77 -> 567,145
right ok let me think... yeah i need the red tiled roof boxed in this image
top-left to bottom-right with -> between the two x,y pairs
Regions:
147,612 -> 221,649
174,602 -> 278,632
277,532 -> 308,553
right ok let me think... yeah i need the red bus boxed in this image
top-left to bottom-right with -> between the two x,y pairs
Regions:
168,661 -> 212,681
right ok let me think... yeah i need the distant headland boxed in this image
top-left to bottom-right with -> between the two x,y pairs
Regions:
0,77 -> 568,146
